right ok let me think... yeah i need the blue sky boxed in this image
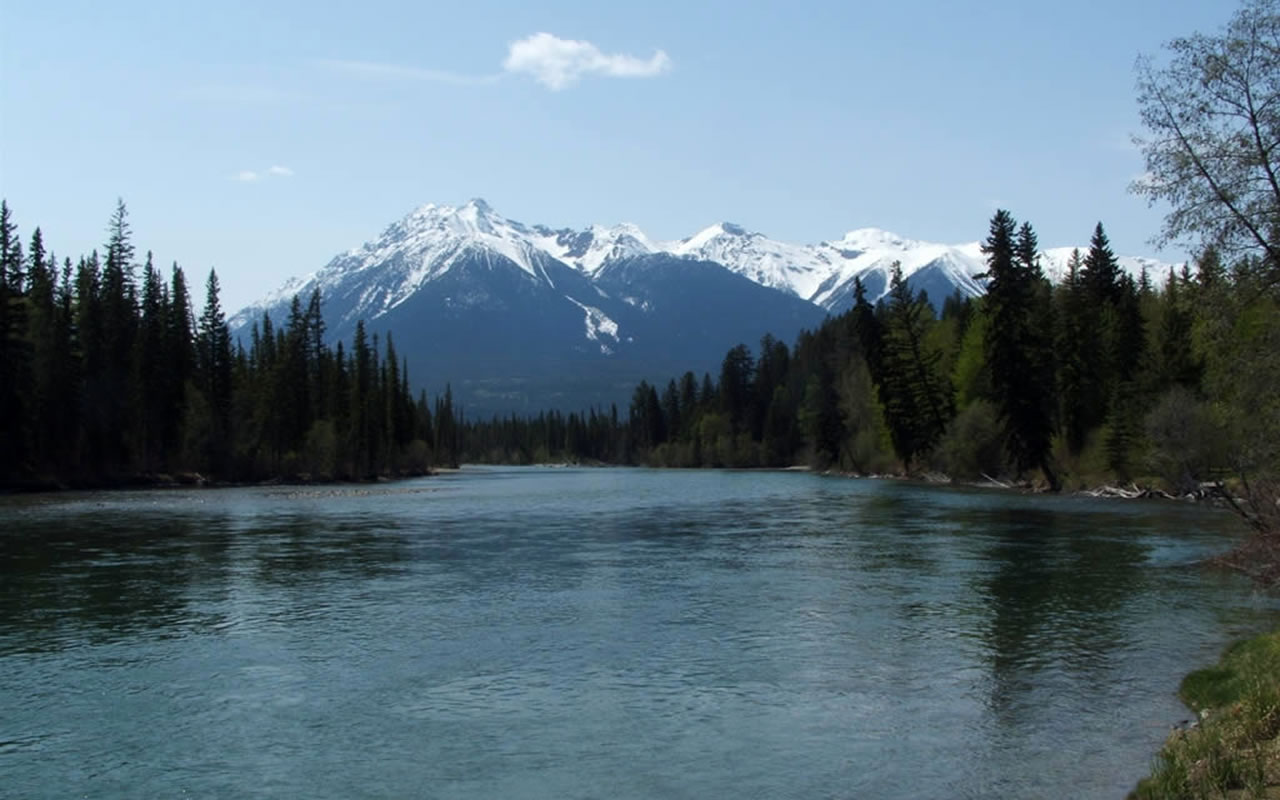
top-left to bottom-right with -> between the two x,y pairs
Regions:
1,0 -> 1235,312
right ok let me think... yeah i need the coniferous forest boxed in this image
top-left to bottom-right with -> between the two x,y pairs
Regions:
2,196 -> 1276,542
0,200 -> 461,489
461,213 -> 1276,529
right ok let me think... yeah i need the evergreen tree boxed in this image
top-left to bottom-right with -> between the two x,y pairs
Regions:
165,265 -> 195,461
877,263 -> 953,469
1155,265 -> 1201,391
0,202 -> 26,479
435,384 -> 459,468
982,212 -> 1060,488
1082,222 -> 1121,305
23,228 -> 54,475
1055,249 -> 1093,454
98,201 -> 138,472
761,385 -> 797,466
851,276 -> 884,381
719,344 -> 755,435
196,269 -> 233,474
134,254 -> 169,471
629,380 -> 666,454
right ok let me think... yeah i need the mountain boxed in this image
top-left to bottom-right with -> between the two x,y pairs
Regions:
231,201 -> 826,415
231,199 -> 1172,414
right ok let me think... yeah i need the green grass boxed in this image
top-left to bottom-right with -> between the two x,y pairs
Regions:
1132,632 -> 1280,799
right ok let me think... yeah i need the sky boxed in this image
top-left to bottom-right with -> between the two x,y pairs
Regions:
0,0 -> 1238,313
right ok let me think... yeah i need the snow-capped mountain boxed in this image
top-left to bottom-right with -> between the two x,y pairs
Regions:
232,200 -> 826,414
231,199 -> 1171,413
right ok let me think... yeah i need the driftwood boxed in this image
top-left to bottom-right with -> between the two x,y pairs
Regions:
1080,483 -> 1178,500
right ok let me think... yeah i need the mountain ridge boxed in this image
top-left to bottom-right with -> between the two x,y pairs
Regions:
229,199 -> 1175,414
233,198 -> 1173,332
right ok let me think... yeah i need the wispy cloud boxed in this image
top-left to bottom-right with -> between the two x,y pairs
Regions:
503,33 -> 671,90
319,33 -> 671,92
233,165 -> 295,183
318,58 -> 501,86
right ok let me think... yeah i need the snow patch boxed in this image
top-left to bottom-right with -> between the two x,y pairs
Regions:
565,297 -> 620,354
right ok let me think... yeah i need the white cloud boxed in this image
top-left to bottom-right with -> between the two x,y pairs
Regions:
503,33 -> 671,90
233,166 -> 294,183
319,34 -> 671,93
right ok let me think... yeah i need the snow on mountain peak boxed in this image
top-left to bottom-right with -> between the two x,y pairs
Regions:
233,198 -> 1176,336
834,227 -> 920,254
673,222 -> 752,255
531,221 -> 660,274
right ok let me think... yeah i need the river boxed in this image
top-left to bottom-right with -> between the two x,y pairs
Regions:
2,467 -> 1277,798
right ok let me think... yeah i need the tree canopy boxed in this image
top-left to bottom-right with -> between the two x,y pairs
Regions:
1134,0 -> 1280,284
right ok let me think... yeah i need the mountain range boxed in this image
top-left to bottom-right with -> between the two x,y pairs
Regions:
230,199 -> 1171,415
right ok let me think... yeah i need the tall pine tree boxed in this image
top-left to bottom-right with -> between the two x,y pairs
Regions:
981,211 -> 1060,488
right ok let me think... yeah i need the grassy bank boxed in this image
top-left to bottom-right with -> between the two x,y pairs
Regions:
1132,631 -> 1280,798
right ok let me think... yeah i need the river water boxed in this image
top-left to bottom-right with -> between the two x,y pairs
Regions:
2,467 -> 1277,798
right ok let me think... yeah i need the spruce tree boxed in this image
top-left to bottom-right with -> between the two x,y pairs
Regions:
197,269 -> 233,475
134,254 -> 169,471
877,263 -> 952,469
166,265 -> 195,462
0,202 -> 26,480
981,212 -> 1059,488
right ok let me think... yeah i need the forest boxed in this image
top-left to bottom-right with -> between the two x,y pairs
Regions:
461,215 -> 1275,516
0,199 -> 462,489
0,197 -> 1276,544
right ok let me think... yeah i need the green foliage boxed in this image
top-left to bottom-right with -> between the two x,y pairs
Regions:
951,304 -> 990,408
982,212 -> 1059,487
1134,631 -> 1280,799
876,263 -> 954,469
1133,0 -> 1280,284
836,356 -> 895,474
935,400 -> 1006,480
1144,387 -> 1225,493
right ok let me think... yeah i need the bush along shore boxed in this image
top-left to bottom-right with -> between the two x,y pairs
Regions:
1132,632 -> 1280,799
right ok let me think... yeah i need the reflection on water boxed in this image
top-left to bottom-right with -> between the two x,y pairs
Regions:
1,468 -> 1277,799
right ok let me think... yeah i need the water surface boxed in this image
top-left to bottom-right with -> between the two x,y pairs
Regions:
2,467 -> 1276,798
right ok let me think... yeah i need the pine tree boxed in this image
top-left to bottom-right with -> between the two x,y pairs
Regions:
134,254 -> 169,471
23,228 -> 55,476
1055,249 -> 1093,454
982,212 -> 1060,488
166,265 -> 195,462
0,202 -> 26,480
851,276 -> 884,381
719,344 -> 755,435
877,262 -> 953,469
98,201 -> 139,472
197,269 -> 233,475
629,380 -> 666,454
1155,265 -> 1201,390
1066,224 -> 1125,451
1082,223 -> 1121,306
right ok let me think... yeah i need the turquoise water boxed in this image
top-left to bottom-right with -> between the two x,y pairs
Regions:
2,467 -> 1276,798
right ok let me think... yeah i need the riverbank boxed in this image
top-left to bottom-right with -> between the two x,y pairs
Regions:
1131,630 -> 1280,798
0,467 -> 439,495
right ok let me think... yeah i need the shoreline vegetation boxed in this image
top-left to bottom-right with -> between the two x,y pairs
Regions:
1131,632 -> 1280,799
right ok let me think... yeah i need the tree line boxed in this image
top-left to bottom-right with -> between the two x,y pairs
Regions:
458,211 -> 1277,531
0,200 -> 462,488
